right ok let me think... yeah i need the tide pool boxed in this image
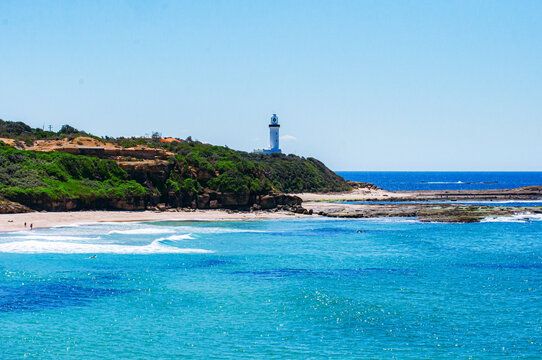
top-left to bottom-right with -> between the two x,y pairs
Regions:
0,218 -> 540,358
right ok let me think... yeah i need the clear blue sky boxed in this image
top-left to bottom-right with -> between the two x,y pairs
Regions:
1,1 -> 541,171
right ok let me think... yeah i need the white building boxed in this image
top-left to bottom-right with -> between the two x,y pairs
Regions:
254,114 -> 282,154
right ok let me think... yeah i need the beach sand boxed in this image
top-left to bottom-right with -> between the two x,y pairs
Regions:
295,187 -> 400,201
0,210 -> 304,232
2,186 -> 541,231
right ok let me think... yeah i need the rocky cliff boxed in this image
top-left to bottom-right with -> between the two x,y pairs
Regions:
0,119 -> 338,213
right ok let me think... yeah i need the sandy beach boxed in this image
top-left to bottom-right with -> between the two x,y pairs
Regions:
3,185 -> 542,231
294,187 -> 400,201
0,209 -> 304,232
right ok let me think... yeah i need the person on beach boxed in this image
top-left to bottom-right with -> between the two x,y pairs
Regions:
24,222 -> 27,227
30,223 -> 33,230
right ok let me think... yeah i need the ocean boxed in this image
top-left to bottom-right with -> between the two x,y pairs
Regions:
336,171 -> 542,191
0,218 -> 541,358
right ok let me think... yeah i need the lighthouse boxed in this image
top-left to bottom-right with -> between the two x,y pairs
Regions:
253,114 -> 282,154
268,114 -> 281,153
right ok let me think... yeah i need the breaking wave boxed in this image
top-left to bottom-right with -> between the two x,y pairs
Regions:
107,228 -> 176,235
8,235 -> 101,241
481,213 -> 542,223
156,234 -> 194,241
178,227 -> 267,234
0,239 -> 213,254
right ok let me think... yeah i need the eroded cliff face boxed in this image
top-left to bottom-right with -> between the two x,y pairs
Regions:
115,159 -> 305,212
7,157 -> 304,212
11,192 -> 303,212
0,134 -> 320,213
16,196 -> 151,212
0,197 -> 32,214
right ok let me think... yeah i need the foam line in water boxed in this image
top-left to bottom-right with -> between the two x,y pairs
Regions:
424,181 -> 464,184
481,213 -> 542,223
0,239 -> 213,254
176,227 -> 267,234
10,235 -> 101,241
107,228 -> 176,235
156,234 -> 194,241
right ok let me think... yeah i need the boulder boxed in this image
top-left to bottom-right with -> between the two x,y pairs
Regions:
157,203 -> 168,211
276,194 -> 302,207
197,193 -> 210,209
220,193 -> 250,207
259,195 -> 276,209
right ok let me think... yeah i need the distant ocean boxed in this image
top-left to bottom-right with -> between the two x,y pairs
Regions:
337,171 -> 542,191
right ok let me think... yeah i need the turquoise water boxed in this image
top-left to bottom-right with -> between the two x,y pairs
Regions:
1,218 -> 541,359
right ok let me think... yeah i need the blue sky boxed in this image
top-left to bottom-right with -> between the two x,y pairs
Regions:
1,1 -> 541,170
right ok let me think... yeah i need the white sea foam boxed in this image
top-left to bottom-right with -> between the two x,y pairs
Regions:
107,228 -> 176,235
10,235 -> 101,241
0,239 -> 213,254
481,213 -> 542,223
156,234 -> 194,241
178,227 -> 266,234
106,226 -> 262,236
356,217 -> 419,223
425,181 -> 464,184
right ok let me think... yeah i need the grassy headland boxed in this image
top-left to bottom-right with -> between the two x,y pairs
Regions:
0,119 -> 350,211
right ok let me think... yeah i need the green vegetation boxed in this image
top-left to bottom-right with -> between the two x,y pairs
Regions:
0,118 -> 350,210
0,119 -> 100,143
0,143 -> 149,206
161,140 -> 350,194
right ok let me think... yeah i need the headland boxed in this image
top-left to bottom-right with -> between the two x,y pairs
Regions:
0,119 -> 541,226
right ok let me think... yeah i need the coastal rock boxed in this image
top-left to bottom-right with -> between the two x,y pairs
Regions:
0,198 -> 33,214
275,194 -> 302,207
156,203 -> 168,211
197,194 -> 210,209
118,160 -> 172,184
220,192 -> 251,207
346,181 -> 381,191
108,198 -> 147,211
260,195 -> 276,209
196,169 -> 214,182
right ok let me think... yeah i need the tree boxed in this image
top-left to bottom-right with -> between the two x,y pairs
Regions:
58,124 -> 79,135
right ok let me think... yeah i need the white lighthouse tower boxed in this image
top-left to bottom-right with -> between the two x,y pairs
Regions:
267,114 -> 281,153
253,114 -> 282,154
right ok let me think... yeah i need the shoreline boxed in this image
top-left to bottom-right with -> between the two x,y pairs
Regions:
294,186 -> 542,222
0,209 -> 305,232
294,185 -> 542,202
2,186 -> 541,230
